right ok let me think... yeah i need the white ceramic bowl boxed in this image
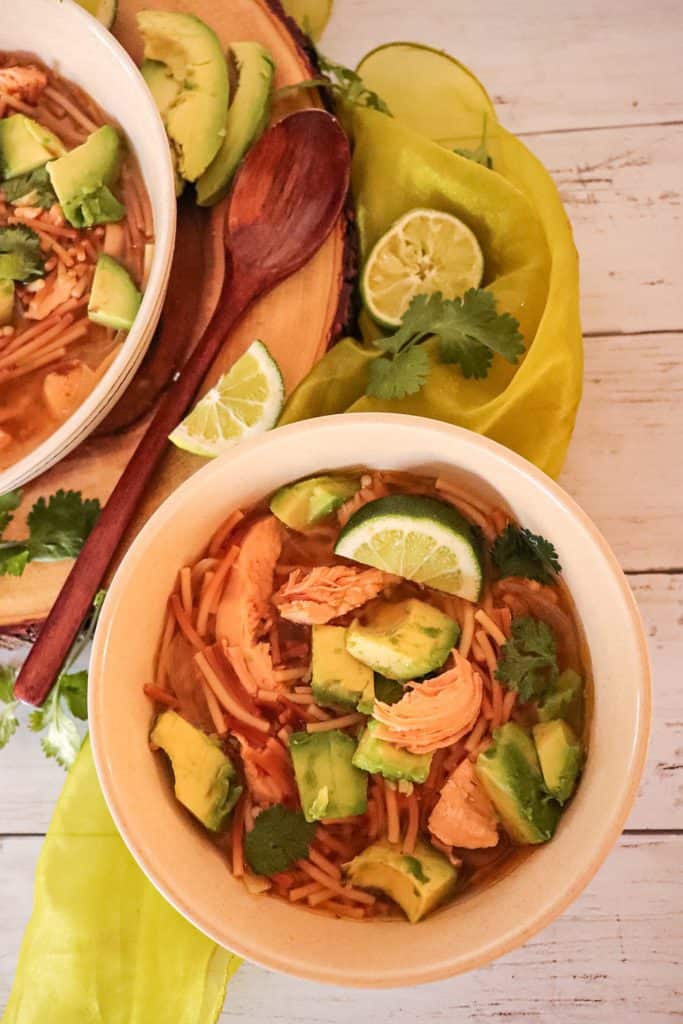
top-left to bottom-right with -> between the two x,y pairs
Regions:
0,0 -> 176,493
90,415 -> 651,987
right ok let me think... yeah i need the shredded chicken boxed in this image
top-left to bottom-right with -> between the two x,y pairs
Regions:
0,65 -> 48,105
372,652 -> 483,755
428,758 -> 499,849
273,564 -> 395,625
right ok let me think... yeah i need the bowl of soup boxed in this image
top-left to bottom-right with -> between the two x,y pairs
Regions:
89,414 -> 651,986
0,0 -> 176,492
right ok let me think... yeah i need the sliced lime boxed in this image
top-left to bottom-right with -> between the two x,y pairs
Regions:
169,340 -> 284,459
334,494 -> 483,601
362,208 -> 484,328
73,0 -> 118,29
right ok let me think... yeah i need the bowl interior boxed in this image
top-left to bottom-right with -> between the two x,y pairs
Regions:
90,415 -> 650,987
0,0 -> 176,492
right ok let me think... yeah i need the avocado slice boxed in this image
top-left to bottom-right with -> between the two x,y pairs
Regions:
537,668 -> 584,734
475,722 -> 561,844
353,719 -> 433,783
137,10 -> 229,182
533,719 -> 583,804
141,59 -> 185,197
346,838 -> 458,923
270,474 -> 361,533
151,709 -> 242,831
196,41 -> 275,207
0,280 -> 14,326
345,598 -> 460,681
356,673 -> 404,714
47,124 -> 124,228
0,114 -> 66,180
88,253 -> 142,331
311,624 -> 374,711
289,729 -> 368,823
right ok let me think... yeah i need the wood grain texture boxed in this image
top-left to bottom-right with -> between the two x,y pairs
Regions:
325,0 -> 683,135
1,833 -> 681,1021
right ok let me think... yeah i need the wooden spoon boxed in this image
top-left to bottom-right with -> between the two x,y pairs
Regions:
14,108 -> 350,707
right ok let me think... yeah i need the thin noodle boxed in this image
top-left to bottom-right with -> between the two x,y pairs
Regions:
459,603 -> 475,658
306,712 -> 364,733
201,679 -> 226,735
180,567 -> 193,617
474,608 -> 506,647
194,652 -> 269,733
170,594 -> 203,650
385,781 -> 400,844
209,509 -> 245,556
196,544 -> 239,635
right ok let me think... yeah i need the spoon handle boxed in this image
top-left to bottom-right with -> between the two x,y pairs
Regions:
13,275 -> 256,708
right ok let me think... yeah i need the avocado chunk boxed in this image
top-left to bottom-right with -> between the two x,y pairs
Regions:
0,280 -> 15,326
353,719 -> 433,783
311,624 -> 374,710
346,598 -> 460,681
196,41 -> 275,207
270,474 -> 361,533
88,253 -> 142,331
537,668 -> 584,734
137,10 -> 229,182
346,838 -> 458,923
356,673 -> 404,714
475,722 -> 561,844
141,59 -> 185,196
533,719 -> 583,804
151,709 -> 242,831
0,114 -> 66,180
289,729 -> 368,823
47,124 -> 124,228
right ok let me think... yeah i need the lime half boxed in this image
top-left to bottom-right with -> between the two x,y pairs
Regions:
362,208 -> 484,328
73,0 -> 118,28
169,340 -> 284,458
334,494 -> 483,601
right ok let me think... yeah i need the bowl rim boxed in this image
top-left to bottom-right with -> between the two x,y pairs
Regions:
90,413 -> 652,987
0,0 -> 176,494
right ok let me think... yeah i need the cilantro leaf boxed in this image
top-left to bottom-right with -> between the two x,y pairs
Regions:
1,166 -> 58,209
276,56 -> 391,116
0,489 -> 22,534
244,804 -> 316,876
454,115 -> 493,169
366,345 -> 430,399
29,677 -> 83,768
495,616 -> 559,704
438,289 -> 525,377
0,665 -> 19,751
59,670 -> 88,720
0,225 -> 46,282
491,524 -> 562,584
26,489 -> 100,561
0,543 -> 30,576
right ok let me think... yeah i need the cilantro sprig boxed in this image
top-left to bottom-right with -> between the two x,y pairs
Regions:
366,289 -> 524,400
275,54 -> 391,115
0,224 -> 46,282
1,166 -> 58,210
495,616 -> 559,704
491,524 -> 562,584
244,804 -> 316,876
0,591 -> 105,765
0,488 -> 100,577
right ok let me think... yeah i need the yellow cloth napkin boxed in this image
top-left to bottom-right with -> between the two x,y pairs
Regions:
2,740 -> 241,1024
281,46 -> 582,479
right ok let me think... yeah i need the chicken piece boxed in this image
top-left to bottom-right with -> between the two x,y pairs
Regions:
0,65 -> 48,105
273,564 -> 395,625
429,758 -> 499,849
25,264 -> 80,321
373,653 -> 483,755
42,359 -> 95,422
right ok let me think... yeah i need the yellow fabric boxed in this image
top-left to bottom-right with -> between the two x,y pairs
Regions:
2,740 -> 241,1024
281,46 -> 582,479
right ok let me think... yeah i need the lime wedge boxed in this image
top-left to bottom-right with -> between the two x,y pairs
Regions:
169,340 -> 284,458
334,494 -> 483,601
362,208 -> 484,328
73,0 -> 118,28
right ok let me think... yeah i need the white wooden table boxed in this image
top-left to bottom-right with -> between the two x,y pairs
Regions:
2,0 -> 682,1019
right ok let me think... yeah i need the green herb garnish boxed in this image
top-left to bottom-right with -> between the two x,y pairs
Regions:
0,224 -> 46,282
495,616 -> 559,704
244,804 -> 316,876
491,524 -> 562,584
366,289 -> 524,400
276,54 -> 391,115
1,166 -> 58,210
0,488 -> 101,577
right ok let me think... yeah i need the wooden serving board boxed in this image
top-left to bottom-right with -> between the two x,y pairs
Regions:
0,0 -> 352,637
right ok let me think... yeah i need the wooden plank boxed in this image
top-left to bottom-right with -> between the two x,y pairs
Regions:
1,833 -> 681,1021
530,123 -> 683,336
325,0 -> 683,134
561,333 -> 683,571
0,574 -> 679,833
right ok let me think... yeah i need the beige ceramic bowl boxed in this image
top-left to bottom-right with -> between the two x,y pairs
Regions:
90,414 -> 651,987
0,0 -> 176,493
